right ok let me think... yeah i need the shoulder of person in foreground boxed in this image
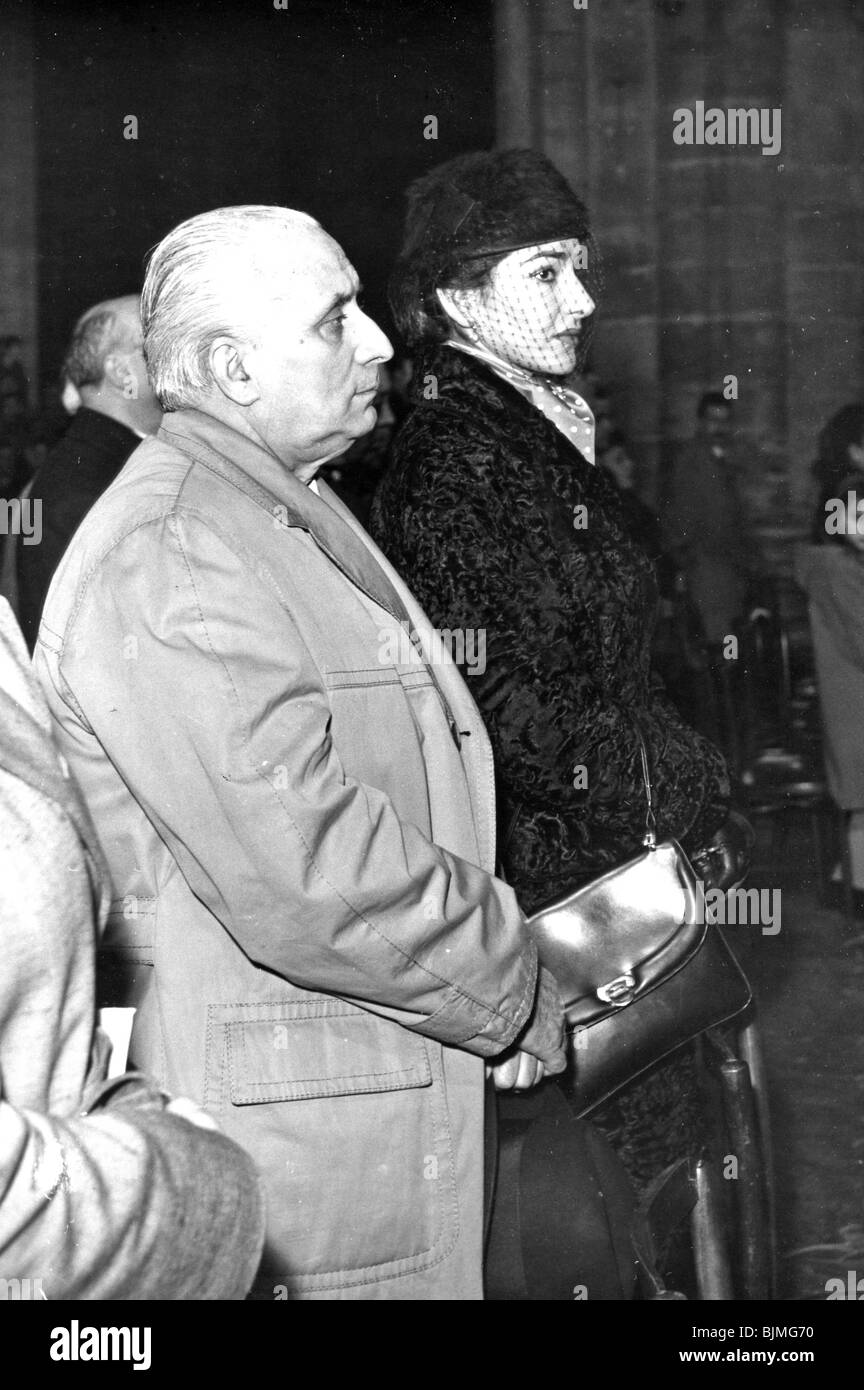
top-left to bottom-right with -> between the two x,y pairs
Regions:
0,597 -> 265,1300
0,1070 -> 266,1300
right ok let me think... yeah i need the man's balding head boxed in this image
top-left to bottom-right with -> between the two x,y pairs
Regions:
63,293 -> 162,435
142,206 -> 392,473
64,295 -> 144,390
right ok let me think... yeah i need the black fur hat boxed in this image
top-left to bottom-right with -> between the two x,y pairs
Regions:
390,148 -> 595,348
403,148 -> 590,260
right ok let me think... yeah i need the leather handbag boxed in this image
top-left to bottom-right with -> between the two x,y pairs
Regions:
525,727 -> 752,1116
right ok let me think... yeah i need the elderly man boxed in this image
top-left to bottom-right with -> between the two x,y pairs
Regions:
16,295 -> 162,649
35,206 -> 565,1301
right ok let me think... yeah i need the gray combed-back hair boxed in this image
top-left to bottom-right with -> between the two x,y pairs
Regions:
141,205 -> 319,411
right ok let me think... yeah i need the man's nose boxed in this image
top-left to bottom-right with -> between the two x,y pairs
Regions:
356,310 -> 393,364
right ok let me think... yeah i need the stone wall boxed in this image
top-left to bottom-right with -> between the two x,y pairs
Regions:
0,5 -> 38,396
495,0 -> 864,578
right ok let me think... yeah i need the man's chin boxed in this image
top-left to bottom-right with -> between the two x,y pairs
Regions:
348,399 -> 379,437
313,410 -> 378,468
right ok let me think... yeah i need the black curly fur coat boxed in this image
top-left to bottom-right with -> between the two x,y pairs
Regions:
370,344 -> 732,1188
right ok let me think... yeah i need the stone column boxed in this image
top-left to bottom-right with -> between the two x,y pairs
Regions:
655,0 -> 787,551
493,0 -> 864,573
0,3 -> 38,395
496,0 -> 664,494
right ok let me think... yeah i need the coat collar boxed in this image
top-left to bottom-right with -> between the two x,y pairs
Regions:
158,409 -> 411,625
412,343 -> 594,471
443,339 -> 596,462
157,413 -> 497,865
413,341 -> 538,422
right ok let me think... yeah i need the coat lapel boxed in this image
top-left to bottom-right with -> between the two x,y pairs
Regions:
317,479 -> 499,872
159,413 -> 412,627
156,413 -> 498,869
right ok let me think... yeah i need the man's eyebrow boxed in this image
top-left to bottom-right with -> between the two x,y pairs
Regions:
315,283 -> 363,322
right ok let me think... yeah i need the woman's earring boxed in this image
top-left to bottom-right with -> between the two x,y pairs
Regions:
464,322 -> 480,344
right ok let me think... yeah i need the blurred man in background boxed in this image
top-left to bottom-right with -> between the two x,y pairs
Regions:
16,295 -> 161,649
664,390 -> 754,649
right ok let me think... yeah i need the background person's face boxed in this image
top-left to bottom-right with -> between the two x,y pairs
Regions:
701,404 -> 732,440
246,229 -> 393,465
462,238 -> 595,376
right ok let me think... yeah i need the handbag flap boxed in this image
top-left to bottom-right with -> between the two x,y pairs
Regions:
527,840 -> 707,1027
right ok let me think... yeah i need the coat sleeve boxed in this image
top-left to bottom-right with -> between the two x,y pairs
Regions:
0,1086 -> 265,1300
373,427 -> 729,856
37,510 -> 537,1059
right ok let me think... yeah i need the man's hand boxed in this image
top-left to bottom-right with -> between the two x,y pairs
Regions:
496,963 -> 568,1086
487,1050 -> 549,1091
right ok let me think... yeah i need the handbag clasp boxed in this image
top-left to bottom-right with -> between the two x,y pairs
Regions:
596,973 -> 637,1007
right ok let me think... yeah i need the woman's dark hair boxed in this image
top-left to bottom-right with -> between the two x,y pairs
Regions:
813,404 -> 864,488
389,148 -> 598,349
811,402 -> 864,544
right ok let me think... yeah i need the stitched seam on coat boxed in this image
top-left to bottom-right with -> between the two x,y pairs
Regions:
271,1043 -> 462,1292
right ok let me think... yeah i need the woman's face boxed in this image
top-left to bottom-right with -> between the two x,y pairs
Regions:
452,238 -> 596,376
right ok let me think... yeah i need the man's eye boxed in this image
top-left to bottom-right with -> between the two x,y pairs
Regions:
324,314 -> 346,337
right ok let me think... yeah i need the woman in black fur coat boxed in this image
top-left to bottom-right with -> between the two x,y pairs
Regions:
370,149 -> 752,1194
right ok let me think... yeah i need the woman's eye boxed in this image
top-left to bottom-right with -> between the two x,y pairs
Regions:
530,265 -> 557,284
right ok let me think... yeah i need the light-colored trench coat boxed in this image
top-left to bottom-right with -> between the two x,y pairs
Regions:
34,409 -> 538,1300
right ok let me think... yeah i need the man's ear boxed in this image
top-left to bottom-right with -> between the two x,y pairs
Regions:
101,352 -> 128,393
209,338 -> 259,406
435,287 -> 473,331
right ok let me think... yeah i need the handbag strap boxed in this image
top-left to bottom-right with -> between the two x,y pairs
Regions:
500,717 -> 658,860
633,718 -> 658,851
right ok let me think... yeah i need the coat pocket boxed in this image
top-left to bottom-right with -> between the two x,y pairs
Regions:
223,997 -> 432,1103
206,998 -> 460,1293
